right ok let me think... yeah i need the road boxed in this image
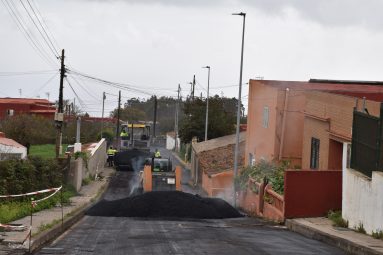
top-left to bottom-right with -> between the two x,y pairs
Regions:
35,148 -> 345,255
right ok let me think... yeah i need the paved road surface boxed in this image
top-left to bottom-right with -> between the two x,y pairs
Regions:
35,148 -> 345,255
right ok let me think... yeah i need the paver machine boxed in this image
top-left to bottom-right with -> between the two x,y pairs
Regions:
114,122 -> 151,171
141,157 -> 182,192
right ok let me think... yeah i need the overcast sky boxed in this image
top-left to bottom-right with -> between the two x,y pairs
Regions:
1,0 -> 383,116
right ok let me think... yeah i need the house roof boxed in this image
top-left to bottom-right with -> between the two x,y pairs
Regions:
252,79 -> 383,102
193,132 -> 246,154
0,98 -> 54,105
0,137 -> 25,148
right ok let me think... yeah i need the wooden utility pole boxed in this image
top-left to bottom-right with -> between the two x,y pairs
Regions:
192,75 -> 195,100
55,49 -> 65,158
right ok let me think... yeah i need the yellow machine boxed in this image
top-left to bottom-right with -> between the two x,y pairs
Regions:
141,157 -> 182,192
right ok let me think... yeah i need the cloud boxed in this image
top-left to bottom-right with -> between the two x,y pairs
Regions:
97,0 -> 383,29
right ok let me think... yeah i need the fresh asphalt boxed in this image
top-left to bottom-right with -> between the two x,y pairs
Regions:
34,148 -> 345,255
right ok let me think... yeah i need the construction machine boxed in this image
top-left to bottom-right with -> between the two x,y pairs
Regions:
141,157 -> 182,192
114,122 -> 151,171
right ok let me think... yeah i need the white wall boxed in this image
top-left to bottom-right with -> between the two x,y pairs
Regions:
166,135 -> 180,150
0,144 -> 27,159
342,142 -> 383,233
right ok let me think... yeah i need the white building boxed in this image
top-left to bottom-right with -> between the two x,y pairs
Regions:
0,132 -> 27,160
166,132 -> 180,151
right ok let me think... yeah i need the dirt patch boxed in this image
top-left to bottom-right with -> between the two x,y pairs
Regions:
86,191 -> 242,219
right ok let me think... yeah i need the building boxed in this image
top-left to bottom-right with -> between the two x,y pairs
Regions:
0,98 -> 56,120
245,79 -> 383,168
0,132 -> 27,160
302,91 -> 381,170
190,132 -> 246,197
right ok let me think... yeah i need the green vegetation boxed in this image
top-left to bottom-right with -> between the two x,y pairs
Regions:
37,219 -> 61,233
327,210 -> 349,228
372,230 -> 383,239
356,222 -> 367,234
0,185 -> 76,224
235,160 -> 288,195
30,144 -> 68,159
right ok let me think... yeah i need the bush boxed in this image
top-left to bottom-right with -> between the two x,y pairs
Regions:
327,210 -> 349,228
372,230 -> 383,239
235,160 -> 288,195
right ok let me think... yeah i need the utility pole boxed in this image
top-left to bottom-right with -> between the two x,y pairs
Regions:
233,12 -> 246,207
55,49 -> 65,158
175,84 -> 181,151
153,96 -> 158,138
101,92 -> 106,139
116,90 -> 121,149
203,66 -> 210,141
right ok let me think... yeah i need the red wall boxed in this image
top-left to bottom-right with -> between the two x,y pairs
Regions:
284,170 -> 342,218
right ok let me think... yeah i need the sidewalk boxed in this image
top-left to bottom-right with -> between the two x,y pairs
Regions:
0,167 -> 115,255
286,217 -> 383,255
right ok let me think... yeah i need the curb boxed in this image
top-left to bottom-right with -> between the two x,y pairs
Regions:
285,219 -> 383,255
27,178 -> 112,254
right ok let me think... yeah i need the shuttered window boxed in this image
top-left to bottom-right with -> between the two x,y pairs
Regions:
310,138 -> 320,169
263,106 -> 269,128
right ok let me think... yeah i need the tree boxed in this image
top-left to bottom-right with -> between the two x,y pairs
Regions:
0,114 -> 56,145
178,95 -> 237,143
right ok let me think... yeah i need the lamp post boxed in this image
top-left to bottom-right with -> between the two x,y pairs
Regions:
232,12 -> 246,207
203,66 -> 210,141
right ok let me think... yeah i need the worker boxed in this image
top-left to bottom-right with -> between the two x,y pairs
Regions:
120,128 -> 129,140
107,146 -> 117,167
154,148 -> 161,158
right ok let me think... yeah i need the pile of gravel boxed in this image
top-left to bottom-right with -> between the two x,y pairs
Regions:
86,191 -> 242,219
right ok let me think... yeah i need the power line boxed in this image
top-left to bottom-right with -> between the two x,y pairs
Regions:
26,0 -> 60,56
0,70 -> 57,76
30,71 -> 59,97
19,0 -> 60,59
1,0 -> 57,67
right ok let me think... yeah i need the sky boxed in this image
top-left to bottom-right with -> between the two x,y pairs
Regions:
1,0 -> 383,116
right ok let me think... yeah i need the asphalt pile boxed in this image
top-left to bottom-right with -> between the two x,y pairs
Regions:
86,191 -> 242,219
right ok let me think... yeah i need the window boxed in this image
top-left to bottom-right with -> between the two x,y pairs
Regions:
262,106 -> 269,128
310,138 -> 320,169
249,153 -> 255,166
6,109 -> 14,116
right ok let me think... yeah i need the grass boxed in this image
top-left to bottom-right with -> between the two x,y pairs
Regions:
327,210 -> 349,228
372,230 -> 383,240
0,185 -> 76,224
356,222 -> 367,234
30,144 -> 68,159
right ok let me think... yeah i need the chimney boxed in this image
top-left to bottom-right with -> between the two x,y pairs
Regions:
0,132 -> 5,138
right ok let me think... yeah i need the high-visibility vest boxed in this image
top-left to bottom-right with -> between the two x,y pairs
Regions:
107,149 -> 116,155
120,131 -> 128,137
155,151 -> 161,158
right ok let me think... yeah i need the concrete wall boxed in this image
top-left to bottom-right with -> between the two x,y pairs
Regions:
66,139 -> 107,191
85,139 -> 107,178
284,170 -> 342,218
202,170 -> 233,200
0,144 -> 27,159
342,168 -> 383,234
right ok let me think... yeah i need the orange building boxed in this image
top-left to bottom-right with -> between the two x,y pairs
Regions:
245,79 -> 383,168
302,91 -> 381,170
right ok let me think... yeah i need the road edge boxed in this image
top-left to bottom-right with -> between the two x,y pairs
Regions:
28,178 -> 112,254
285,219 -> 383,255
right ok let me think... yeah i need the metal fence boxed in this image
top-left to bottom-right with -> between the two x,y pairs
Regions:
350,105 -> 383,177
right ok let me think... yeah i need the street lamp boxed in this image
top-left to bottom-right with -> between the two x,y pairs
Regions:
203,66 -> 210,141
232,12 -> 246,207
